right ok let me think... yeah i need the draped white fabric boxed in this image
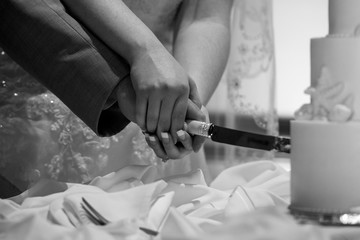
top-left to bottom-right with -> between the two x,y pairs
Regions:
206,0 -> 278,167
1,161 -> 287,239
2,160 -> 359,240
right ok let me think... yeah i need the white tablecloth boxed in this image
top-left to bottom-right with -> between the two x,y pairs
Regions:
1,160 -> 359,240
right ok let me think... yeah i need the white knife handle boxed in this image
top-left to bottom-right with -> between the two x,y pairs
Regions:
184,120 -> 213,138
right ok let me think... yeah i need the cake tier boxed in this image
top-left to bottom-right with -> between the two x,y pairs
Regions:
290,120 -> 360,212
311,37 -> 360,120
329,0 -> 360,36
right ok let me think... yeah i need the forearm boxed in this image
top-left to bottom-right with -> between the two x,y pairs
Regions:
173,0 -> 232,105
61,0 -> 164,64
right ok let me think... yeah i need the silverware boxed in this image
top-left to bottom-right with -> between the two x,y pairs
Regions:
185,120 -> 291,153
81,197 -> 109,225
81,197 -> 159,236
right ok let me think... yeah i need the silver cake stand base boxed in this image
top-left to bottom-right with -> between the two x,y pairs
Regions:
289,205 -> 360,226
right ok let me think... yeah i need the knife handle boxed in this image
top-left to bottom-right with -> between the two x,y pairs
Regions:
184,120 -> 213,138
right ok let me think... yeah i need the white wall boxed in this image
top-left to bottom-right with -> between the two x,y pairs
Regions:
273,0 -> 328,117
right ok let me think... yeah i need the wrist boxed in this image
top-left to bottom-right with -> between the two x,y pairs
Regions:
127,39 -> 165,65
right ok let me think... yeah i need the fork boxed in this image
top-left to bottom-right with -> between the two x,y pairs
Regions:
81,197 -> 159,236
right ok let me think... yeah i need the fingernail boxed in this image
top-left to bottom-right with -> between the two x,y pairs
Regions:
161,132 -> 170,143
144,133 -> 150,142
149,136 -> 156,143
176,130 -> 186,140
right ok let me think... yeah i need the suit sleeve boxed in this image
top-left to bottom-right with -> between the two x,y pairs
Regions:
0,0 -> 131,136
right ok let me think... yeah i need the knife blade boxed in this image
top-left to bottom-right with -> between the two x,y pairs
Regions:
184,120 -> 291,153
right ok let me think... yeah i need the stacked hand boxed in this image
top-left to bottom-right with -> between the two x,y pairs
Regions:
116,47 -> 208,160
130,46 -> 190,140
144,99 -> 208,161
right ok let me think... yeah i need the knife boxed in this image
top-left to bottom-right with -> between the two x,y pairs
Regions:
184,120 -> 291,153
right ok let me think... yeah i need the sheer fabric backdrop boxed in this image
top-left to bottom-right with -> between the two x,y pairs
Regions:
206,0 -> 278,168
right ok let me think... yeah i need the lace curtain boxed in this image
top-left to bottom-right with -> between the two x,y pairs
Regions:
206,0 -> 278,167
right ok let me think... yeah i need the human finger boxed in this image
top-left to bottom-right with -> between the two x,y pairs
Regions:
146,94 -> 161,133
186,99 -> 207,123
192,135 -> 207,152
144,133 -> 168,160
188,77 -> 202,108
186,101 -> 208,152
176,130 -> 193,151
170,95 -> 188,143
116,76 -> 137,123
156,96 -> 176,137
160,132 -> 191,159
135,94 -> 148,131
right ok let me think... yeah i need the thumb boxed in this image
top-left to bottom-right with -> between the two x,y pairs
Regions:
188,77 -> 202,109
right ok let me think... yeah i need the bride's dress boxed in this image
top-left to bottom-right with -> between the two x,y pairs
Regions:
0,49 -> 208,192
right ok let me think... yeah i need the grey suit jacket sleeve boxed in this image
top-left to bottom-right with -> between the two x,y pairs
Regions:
0,0 -> 131,136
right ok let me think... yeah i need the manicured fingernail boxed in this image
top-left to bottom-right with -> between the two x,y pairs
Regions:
149,136 -> 156,142
161,132 -> 169,143
176,130 -> 185,140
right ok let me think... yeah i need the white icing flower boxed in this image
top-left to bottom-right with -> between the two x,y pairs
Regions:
294,103 -> 313,120
312,107 -> 329,121
328,104 -> 352,122
308,68 -> 345,114
295,66 -> 354,122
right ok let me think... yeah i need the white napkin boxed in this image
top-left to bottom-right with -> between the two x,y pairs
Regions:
0,212 -> 143,240
89,165 -> 159,192
198,208 -> 329,240
223,185 -> 288,218
147,191 -> 174,231
161,207 -> 204,239
50,180 -> 168,227
0,160 -> 297,240
210,160 -> 290,201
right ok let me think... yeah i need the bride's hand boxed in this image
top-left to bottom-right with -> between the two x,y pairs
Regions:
117,67 -> 208,160
144,129 -> 193,161
144,99 -> 209,161
144,77 -> 208,161
130,45 -> 189,140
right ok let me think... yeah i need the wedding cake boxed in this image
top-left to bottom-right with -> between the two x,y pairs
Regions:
290,0 -> 360,215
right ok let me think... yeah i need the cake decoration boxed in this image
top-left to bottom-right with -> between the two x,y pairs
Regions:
294,66 -> 354,122
289,0 -> 360,224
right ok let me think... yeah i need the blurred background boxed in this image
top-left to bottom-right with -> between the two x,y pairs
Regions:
273,0 -> 327,119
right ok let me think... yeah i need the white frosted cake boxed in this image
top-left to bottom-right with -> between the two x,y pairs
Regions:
290,0 -> 360,214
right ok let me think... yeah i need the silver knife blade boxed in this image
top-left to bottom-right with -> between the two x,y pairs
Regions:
185,120 -> 291,153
